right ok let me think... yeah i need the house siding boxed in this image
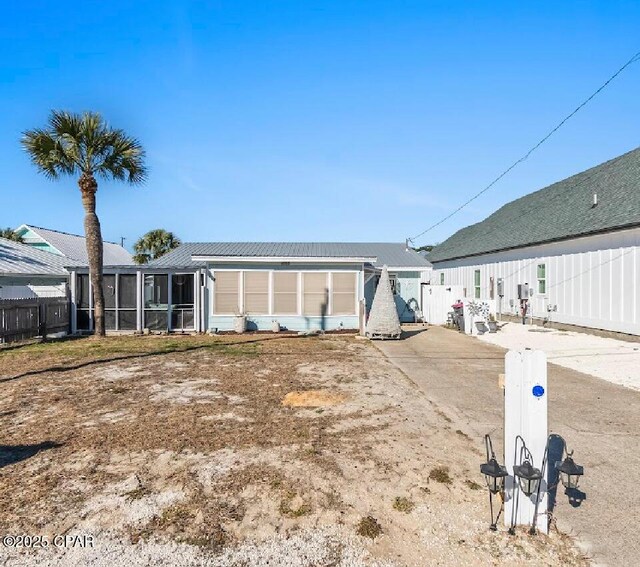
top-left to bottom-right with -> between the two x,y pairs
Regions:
206,262 -> 364,332
392,271 -> 423,322
432,227 -> 640,335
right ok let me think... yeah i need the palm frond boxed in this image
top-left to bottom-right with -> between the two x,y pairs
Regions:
21,128 -> 76,179
22,110 -> 147,185
96,129 -> 147,184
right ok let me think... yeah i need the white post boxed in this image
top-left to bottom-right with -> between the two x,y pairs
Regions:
504,350 -> 548,533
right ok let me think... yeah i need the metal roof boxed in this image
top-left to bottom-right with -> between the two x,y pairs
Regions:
429,147 -> 640,263
0,237 -> 69,276
20,225 -> 134,265
149,242 -> 432,269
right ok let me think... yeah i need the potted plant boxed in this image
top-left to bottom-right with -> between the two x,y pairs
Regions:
475,320 -> 488,334
487,314 -> 498,333
234,312 -> 247,334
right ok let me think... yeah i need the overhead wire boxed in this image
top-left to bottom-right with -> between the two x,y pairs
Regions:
409,50 -> 640,244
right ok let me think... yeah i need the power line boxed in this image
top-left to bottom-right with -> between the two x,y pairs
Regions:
409,49 -> 640,244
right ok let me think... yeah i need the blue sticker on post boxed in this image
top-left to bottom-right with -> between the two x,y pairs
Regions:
532,385 -> 545,398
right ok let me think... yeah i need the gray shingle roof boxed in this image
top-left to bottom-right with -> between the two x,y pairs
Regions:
24,225 -> 134,265
0,237 -> 69,276
149,242 -> 432,269
429,147 -> 640,263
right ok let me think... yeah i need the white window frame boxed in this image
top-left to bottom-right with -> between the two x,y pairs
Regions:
330,271 -> 358,316
243,270 -> 270,315
440,272 -> 444,285
537,263 -> 547,295
271,270 -> 300,316
210,268 -> 360,318
211,269 -> 241,315
474,269 -> 481,299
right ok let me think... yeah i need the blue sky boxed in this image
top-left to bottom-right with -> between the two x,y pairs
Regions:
1,1 -> 639,249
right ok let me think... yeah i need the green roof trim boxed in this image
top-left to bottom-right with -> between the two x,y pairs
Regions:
429,147 -> 640,263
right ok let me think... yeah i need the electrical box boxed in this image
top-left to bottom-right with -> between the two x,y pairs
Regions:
517,284 -> 529,299
497,278 -> 504,297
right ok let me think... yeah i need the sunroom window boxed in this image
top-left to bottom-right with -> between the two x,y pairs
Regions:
331,272 -> 356,315
273,272 -> 298,314
303,273 -> 328,316
243,271 -> 269,314
214,271 -> 240,314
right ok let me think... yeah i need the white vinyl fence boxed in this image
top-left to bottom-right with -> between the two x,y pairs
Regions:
421,285 -> 465,325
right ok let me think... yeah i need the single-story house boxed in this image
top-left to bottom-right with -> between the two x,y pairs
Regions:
68,242 -> 432,333
0,237 -> 69,299
14,224 -> 134,265
429,147 -> 640,336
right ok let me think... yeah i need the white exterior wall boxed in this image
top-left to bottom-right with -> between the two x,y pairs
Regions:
432,227 -> 640,336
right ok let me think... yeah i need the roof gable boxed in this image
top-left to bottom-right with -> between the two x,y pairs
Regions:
17,225 -> 134,266
0,237 -> 69,276
429,147 -> 640,263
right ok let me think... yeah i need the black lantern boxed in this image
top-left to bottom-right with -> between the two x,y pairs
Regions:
557,454 -> 584,490
481,435 -> 507,531
480,457 -> 508,494
513,459 -> 542,497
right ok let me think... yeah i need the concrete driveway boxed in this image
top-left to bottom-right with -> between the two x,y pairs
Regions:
375,326 -> 640,567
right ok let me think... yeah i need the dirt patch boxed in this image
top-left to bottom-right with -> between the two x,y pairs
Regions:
282,389 -> 347,407
0,334 -> 587,566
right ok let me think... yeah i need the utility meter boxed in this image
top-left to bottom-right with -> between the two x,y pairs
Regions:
517,284 -> 529,300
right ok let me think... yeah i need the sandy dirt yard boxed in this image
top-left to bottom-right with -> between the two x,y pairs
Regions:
0,334 -> 587,566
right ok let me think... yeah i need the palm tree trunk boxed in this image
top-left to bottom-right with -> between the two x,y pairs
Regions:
79,173 -> 106,337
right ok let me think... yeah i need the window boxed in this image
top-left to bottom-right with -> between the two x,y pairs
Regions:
76,274 -> 91,330
118,274 -> 137,330
118,275 -> 137,308
440,272 -> 444,285
331,272 -> 356,315
389,275 -> 398,295
537,263 -> 547,294
474,270 -> 481,299
273,272 -> 298,314
303,272 -> 328,316
243,271 -> 269,314
144,274 -> 168,308
77,273 -> 140,331
171,274 -> 195,330
214,271 -> 239,314
144,274 -> 169,330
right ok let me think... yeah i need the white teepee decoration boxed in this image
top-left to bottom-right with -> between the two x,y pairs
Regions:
366,265 -> 401,339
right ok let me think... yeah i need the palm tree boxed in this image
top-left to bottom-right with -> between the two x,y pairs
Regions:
133,229 -> 181,264
22,110 -> 147,337
0,228 -> 24,242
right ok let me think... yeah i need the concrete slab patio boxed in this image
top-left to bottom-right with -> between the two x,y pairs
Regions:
376,325 -> 640,567
477,323 -> 640,391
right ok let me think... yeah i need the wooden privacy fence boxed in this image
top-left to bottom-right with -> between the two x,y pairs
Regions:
0,297 -> 70,344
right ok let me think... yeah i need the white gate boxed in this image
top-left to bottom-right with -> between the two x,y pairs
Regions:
421,285 -> 465,325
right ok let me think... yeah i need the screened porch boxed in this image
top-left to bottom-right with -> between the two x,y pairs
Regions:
70,267 -> 203,334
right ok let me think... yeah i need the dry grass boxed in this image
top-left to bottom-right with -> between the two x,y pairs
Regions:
356,515 -> 383,539
392,496 -> 415,513
429,465 -> 453,485
0,334 -> 589,566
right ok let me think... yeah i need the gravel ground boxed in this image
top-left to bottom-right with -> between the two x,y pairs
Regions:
1,528 -> 395,567
477,323 -> 640,390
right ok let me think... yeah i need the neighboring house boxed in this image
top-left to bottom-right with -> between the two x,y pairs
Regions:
0,237 -> 68,299
429,147 -> 640,336
14,224 -> 133,265
67,242 -> 432,333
